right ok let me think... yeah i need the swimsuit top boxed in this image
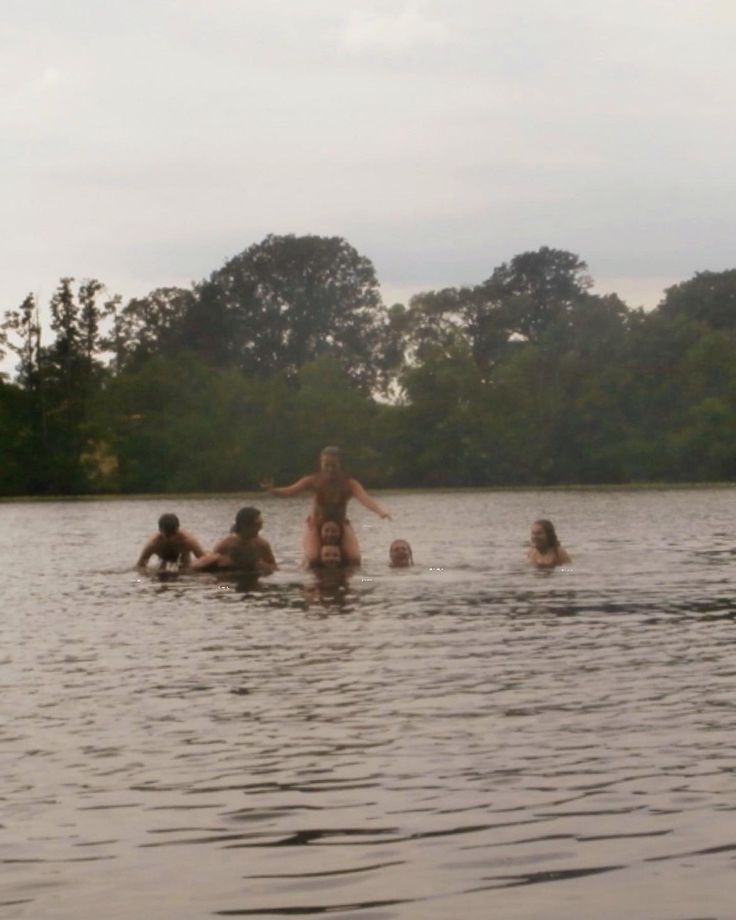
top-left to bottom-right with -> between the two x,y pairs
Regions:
313,475 -> 353,524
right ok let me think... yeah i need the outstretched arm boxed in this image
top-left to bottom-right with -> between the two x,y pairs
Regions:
350,479 -> 392,519
261,475 -> 315,498
136,535 -> 157,568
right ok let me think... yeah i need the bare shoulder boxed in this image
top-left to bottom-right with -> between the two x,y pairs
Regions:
213,534 -> 238,553
254,536 -> 276,563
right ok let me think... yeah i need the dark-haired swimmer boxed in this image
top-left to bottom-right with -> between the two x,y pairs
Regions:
528,519 -> 571,568
389,539 -> 413,567
261,446 -> 391,566
137,513 -> 205,569
193,506 -> 276,575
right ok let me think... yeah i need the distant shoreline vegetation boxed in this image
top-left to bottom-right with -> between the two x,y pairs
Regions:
2,234 -> 736,496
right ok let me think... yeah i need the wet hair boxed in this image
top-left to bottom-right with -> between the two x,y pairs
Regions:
389,539 -> 413,565
233,506 -> 261,535
534,519 -> 560,548
158,513 -> 180,537
320,446 -> 341,459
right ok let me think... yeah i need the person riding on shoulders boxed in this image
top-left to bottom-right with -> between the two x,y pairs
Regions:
261,446 -> 391,566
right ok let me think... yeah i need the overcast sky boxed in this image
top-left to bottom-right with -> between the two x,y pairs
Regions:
3,0 -> 736,323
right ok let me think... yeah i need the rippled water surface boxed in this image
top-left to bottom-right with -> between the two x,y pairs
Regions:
2,488 -> 736,919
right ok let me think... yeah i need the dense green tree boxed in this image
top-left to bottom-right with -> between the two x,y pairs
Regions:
657,269 -> 736,330
183,234 -> 394,390
1,280 -> 118,493
111,287 -> 194,370
3,243 -> 736,496
0,380 -> 33,494
482,247 -> 592,341
401,249 -> 608,381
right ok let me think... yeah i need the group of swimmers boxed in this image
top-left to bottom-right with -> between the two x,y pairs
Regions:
136,446 -> 572,574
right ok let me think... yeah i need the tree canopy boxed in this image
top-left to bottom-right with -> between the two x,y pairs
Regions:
2,239 -> 736,494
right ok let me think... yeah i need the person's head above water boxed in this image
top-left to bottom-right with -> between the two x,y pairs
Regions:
531,519 -> 559,551
319,544 -> 343,568
319,446 -> 343,477
389,539 -> 413,567
320,520 -> 342,545
158,513 -> 180,537
233,506 -> 263,537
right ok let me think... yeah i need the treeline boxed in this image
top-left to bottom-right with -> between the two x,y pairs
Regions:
1,234 -> 736,495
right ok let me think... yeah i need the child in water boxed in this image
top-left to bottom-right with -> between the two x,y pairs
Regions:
262,446 -> 391,566
137,513 -> 205,570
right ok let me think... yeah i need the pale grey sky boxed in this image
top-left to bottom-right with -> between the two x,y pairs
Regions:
3,0 -> 735,325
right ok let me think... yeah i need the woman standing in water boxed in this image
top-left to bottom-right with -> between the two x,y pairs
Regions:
261,446 -> 391,565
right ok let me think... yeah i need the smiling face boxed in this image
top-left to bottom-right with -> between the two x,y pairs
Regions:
320,520 -> 341,545
531,521 -> 551,551
389,540 -> 412,567
319,450 -> 341,478
320,544 -> 342,568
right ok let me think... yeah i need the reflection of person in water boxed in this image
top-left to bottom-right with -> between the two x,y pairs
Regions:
528,519 -> 571,568
193,507 -> 277,575
389,539 -> 413,567
137,513 -> 205,569
304,551 -> 351,609
261,446 -> 391,566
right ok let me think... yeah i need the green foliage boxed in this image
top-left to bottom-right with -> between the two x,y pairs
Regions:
2,245 -> 736,494
657,269 -> 736,330
173,234 -> 394,392
1,279 -> 116,493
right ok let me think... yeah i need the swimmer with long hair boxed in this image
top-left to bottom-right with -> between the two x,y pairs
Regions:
193,506 -> 277,575
261,446 -> 391,566
528,519 -> 571,568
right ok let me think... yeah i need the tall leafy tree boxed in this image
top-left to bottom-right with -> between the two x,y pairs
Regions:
657,269 -> 736,330
0,278 -> 119,493
108,286 -> 192,370
183,234 -> 392,390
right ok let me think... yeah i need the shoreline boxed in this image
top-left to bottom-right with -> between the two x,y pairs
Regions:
1,480 -> 735,504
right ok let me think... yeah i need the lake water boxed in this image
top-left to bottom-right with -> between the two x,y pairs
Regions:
1,487 -> 735,919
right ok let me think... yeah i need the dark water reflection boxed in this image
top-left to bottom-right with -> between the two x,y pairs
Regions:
1,488 -> 736,918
